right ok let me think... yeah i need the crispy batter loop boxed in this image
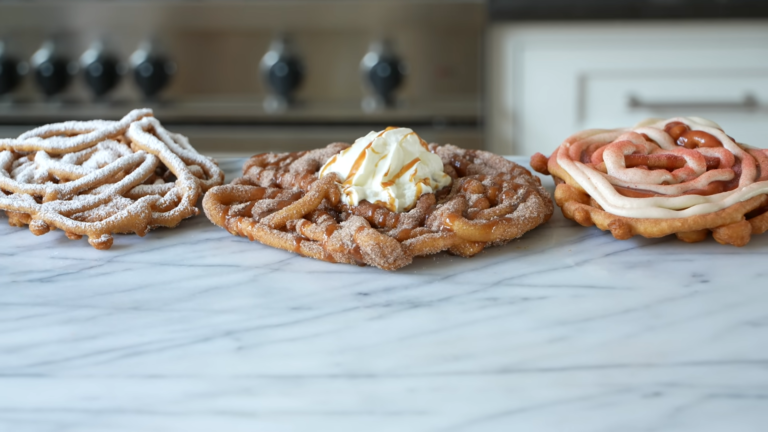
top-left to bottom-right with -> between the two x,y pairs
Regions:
0,109 -> 224,249
204,143 -> 553,270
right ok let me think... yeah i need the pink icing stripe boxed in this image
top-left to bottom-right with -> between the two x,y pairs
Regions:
557,117 -> 768,219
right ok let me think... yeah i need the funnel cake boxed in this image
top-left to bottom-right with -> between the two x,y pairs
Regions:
0,109 -> 224,249
204,141 -> 553,270
530,117 -> 768,246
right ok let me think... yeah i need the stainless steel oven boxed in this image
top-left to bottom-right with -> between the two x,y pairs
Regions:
0,0 -> 485,156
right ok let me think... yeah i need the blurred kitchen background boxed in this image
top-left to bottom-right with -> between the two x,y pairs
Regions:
0,0 -> 766,157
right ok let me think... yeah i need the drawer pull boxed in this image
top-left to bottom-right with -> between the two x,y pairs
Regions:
628,94 -> 758,111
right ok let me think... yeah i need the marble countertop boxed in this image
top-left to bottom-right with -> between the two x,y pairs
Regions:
1,157 -> 767,432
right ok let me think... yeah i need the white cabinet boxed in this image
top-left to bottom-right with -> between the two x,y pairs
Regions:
488,22 -> 768,155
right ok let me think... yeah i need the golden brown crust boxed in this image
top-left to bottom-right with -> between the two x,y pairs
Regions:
553,182 -> 768,245
530,152 -> 550,175
204,143 -> 554,270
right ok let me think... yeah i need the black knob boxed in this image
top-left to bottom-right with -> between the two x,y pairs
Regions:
361,41 -> 406,110
0,56 -> 22,95
134,56 -> 173,98
34,58 -> 71,97
267,57 -> 304,100
31,41 -> 74,97
81,44 -> 121,98
367,56 -> 404,105
261,38 -> 304,109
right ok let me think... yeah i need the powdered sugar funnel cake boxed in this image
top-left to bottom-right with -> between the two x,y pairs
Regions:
0,109 -> 224,249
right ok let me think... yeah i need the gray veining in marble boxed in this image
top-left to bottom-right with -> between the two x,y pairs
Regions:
1,157 -> 767,432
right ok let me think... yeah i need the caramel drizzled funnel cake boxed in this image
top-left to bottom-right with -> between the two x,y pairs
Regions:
204,130 -> 553,271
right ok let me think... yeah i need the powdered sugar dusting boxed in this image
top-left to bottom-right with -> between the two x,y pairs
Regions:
0,109 -> 225,248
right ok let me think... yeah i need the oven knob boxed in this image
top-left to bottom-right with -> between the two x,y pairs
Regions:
81,42 -> 123,97
0,42 -> 24,95
361,40 -> 405,109
266,57 -> 304,99
130,41 -> 175,98
31,41 -> 76,97
261,38 -> 304,111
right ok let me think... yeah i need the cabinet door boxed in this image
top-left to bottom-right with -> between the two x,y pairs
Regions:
488,23 -> 768,155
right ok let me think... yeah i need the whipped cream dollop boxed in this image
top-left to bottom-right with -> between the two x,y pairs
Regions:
319,127 -> 452,212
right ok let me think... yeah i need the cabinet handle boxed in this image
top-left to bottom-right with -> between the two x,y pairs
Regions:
627,94 -> 759,111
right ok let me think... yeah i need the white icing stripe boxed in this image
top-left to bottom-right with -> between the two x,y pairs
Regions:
557,117 -> 768,219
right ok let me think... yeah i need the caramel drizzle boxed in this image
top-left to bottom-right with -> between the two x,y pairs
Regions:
409,165 -> 419,182
383,130 -> 413,177
442,213 -> 459,231
343,128 -> 392,186
375,156 -> 386,169
381,158 -> 420,188
372,189 -> 398,212
386,189 -> 396,212
343,142 -> 374,186
319,154 -> 337,177
404,131 -> 430,151
293,236 -> 304,253
420,138 -> 430,151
